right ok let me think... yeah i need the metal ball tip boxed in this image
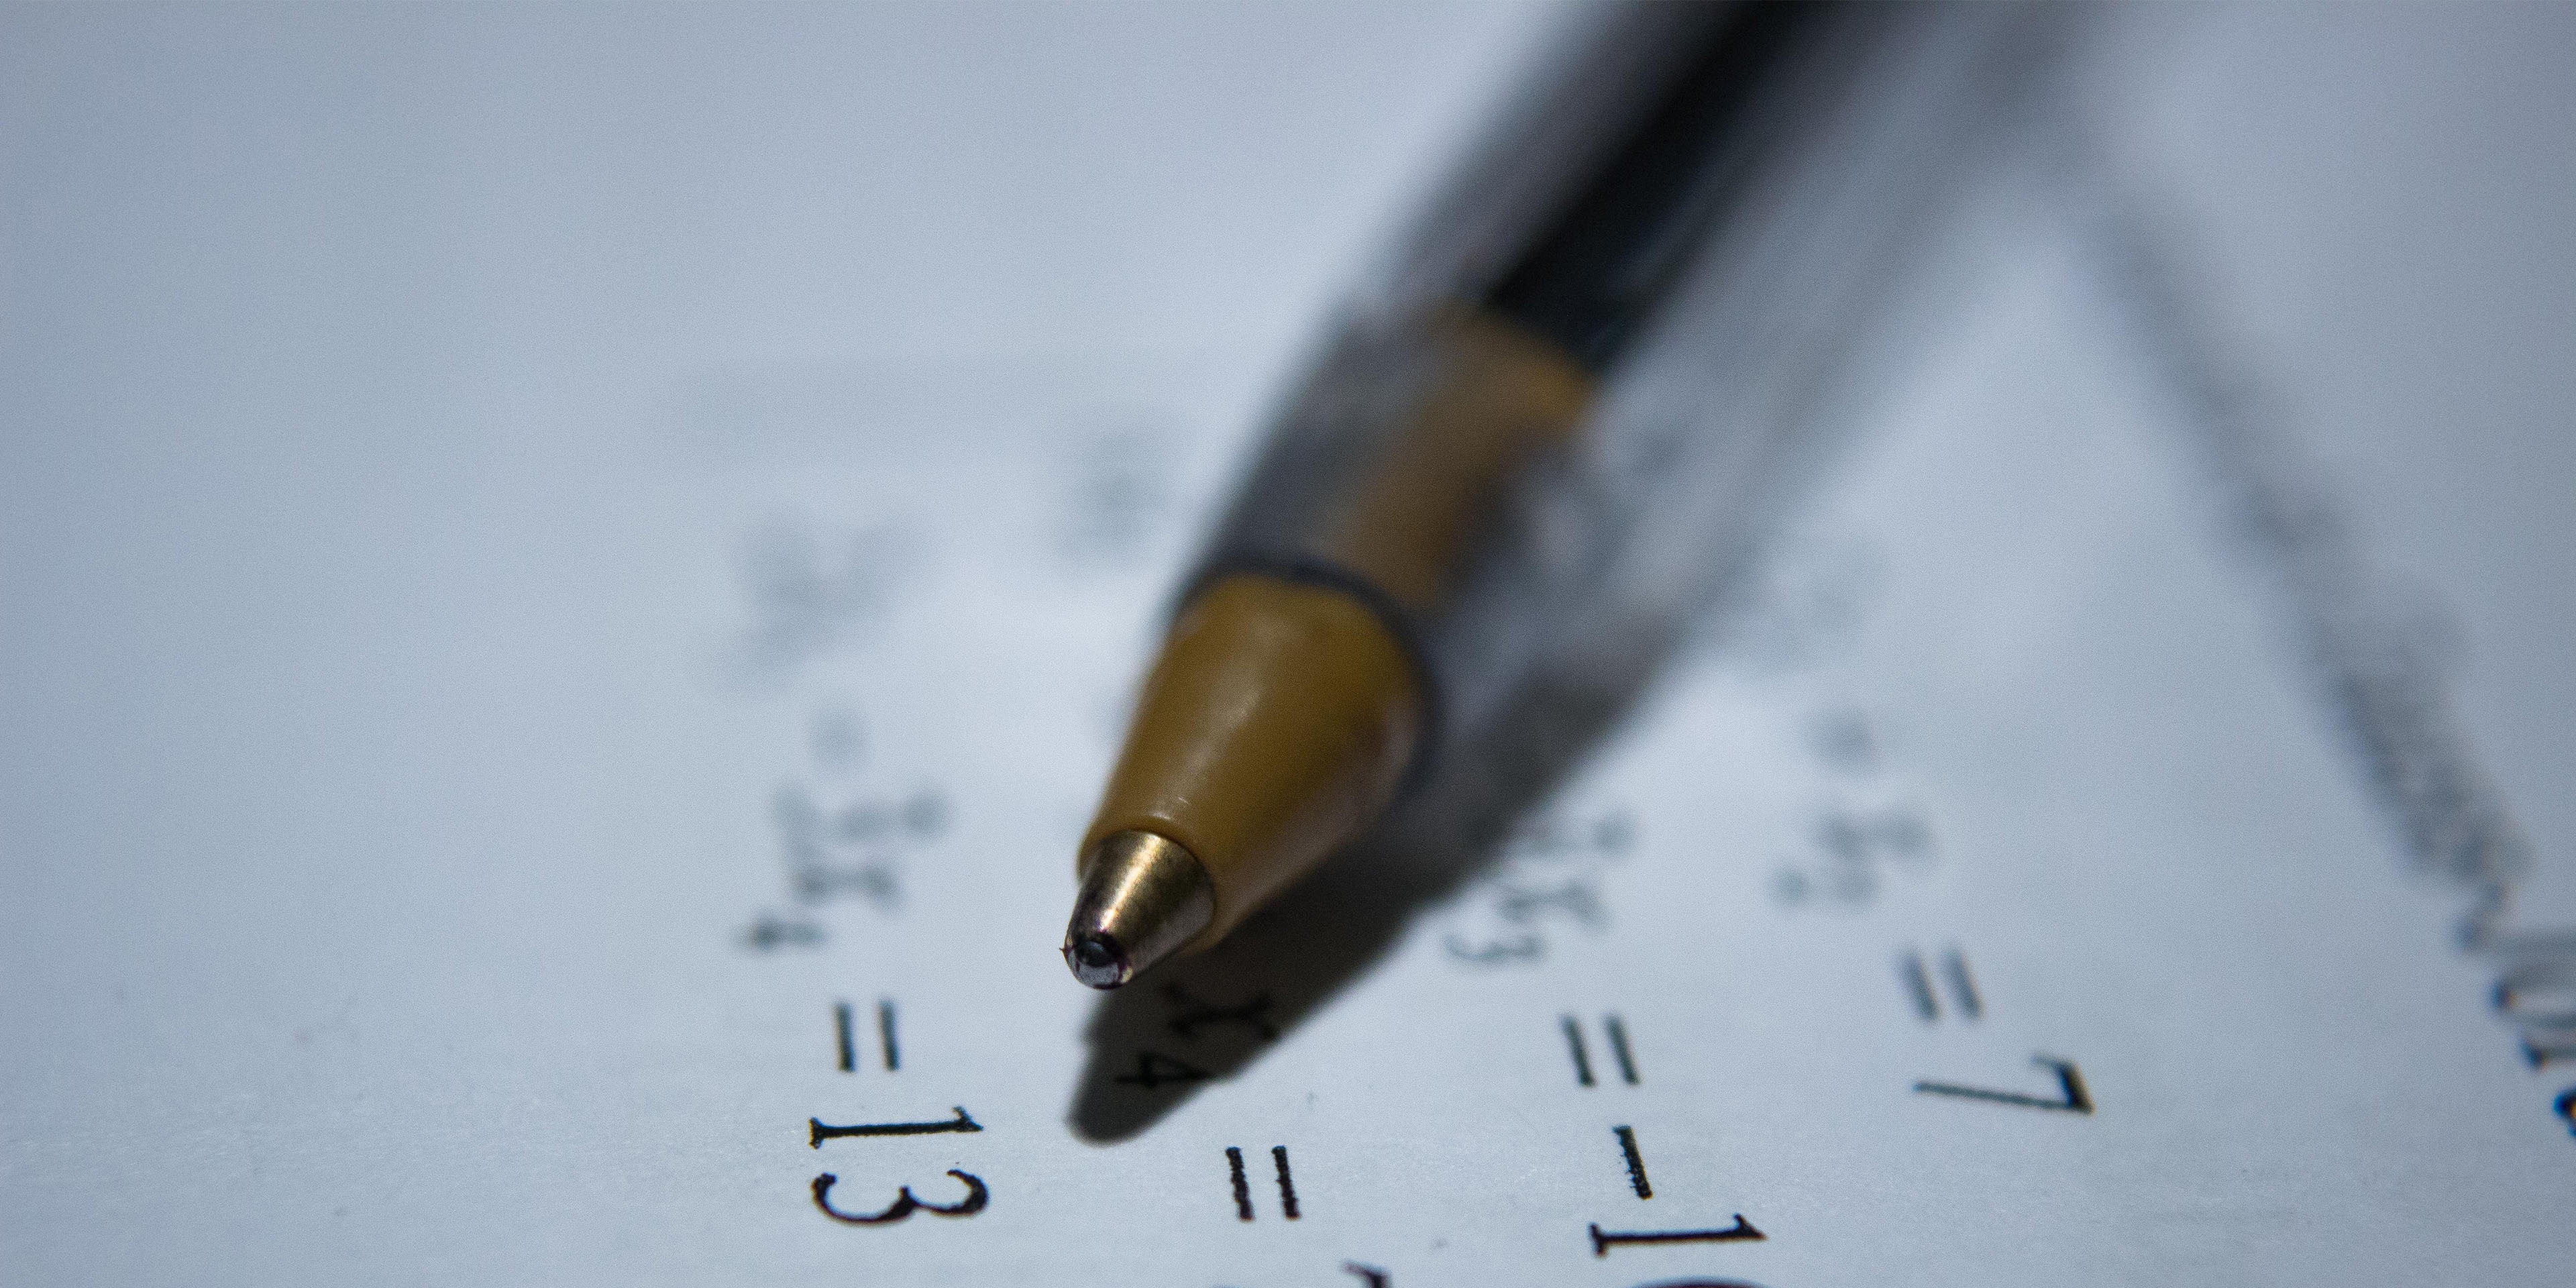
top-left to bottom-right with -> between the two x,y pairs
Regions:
1063,932 -> 1130,989
1060,829 -> 1215,990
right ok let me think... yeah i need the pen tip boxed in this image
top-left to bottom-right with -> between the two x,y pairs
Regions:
1063,931 -> 1131,989
1061,829 -> 1214,990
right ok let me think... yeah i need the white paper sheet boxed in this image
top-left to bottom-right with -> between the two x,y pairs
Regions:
5,5 -> 2571,1285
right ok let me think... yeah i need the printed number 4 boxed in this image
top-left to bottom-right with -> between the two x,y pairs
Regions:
1114,1051 -> 1212,1088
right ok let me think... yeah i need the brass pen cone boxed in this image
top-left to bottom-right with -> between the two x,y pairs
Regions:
1061,830 -> 1214,989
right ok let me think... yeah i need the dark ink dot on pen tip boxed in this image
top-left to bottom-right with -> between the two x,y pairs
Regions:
1066,932 -> 1130,989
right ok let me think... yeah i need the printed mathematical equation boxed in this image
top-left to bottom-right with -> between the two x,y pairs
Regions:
700,479 -> 2148,1287
1771,708 -> 1938,910
737,706 -> 954,951
1442,806 -> 1635,967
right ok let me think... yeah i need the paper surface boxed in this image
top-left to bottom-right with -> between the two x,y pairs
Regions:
4,5 -> 2572,1285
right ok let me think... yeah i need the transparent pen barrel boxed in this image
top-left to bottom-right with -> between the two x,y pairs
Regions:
1187,3 -> 2065,791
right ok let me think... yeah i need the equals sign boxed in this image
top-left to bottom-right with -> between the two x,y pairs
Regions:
835,999 -> 900,1071
1561,1013 -> 1640,1087
1898,948 -> 1981,1023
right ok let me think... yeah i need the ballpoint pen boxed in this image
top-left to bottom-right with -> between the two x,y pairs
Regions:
1063,0 -> 2041,987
